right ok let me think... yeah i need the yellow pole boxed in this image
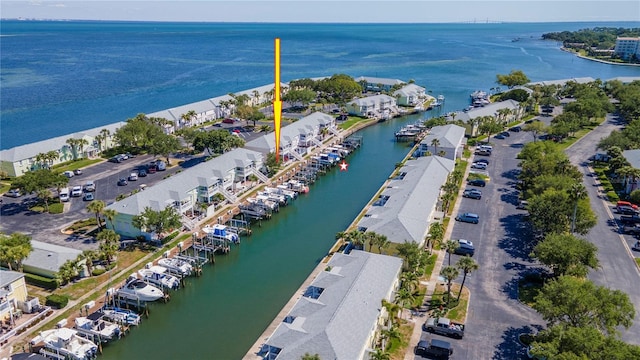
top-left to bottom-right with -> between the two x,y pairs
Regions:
274,38 -> 282,163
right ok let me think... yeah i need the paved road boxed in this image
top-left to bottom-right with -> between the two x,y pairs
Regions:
563,112 -> 640,345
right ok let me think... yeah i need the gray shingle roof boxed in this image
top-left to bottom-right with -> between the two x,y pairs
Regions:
393,84 -> 425,97
245,112 -> 333,153
0,122 -> 126,162
623,149 -> 640,169
357,156 -> 455,244
454,99 -> 520,122
355,76 -> 405,86
106,148 -> 262,216
0,269 -> 25,287
421,124 -> 466,149
22,241 -> 82,274
348,94 -> 395,107
265,250 -> 402,360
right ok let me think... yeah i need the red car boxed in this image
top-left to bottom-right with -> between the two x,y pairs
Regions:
222,118 -> 235,124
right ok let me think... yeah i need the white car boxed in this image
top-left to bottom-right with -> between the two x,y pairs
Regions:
129,172 -> 138,181
71,186 -> 83,197
471,162 -> 487,170
63,170 -> 74,178
84,181 -> 96,192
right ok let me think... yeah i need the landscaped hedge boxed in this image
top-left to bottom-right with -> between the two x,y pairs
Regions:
49,203 -> 63,214
45,294 -> 69,309
161,231 -> 179,245
92,268 -> 106,276
24,273 -> 59,290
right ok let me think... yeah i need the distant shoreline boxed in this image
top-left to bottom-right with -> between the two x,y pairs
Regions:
560,47 -> 640,67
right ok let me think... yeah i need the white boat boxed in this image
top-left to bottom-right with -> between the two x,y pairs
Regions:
100,307 -> 141,326
257,190 -> 287,205
138,266 -> 181,290
33,327 -> 98,360
247,196 -> 278,211
158,257 -> 193,277
115,278 -> 164,302
202,224 -> 240,243
286,179 -> 309,194
273,185 -> 298,200
74,313 -> 121,343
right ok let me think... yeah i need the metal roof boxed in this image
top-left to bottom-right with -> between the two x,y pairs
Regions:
22,241 -> 83,274
421,124 -> 466,149
623,149 -> 640,169
245,112 -> 334,153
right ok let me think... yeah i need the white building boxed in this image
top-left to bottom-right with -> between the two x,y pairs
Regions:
260,250 -> 403,360
454,99 -> 523,135
105,148 -> 264,240
622,149 -> 640,194
354,76 -> 405,92
357,156 -> 455,246
22,241 -> 84,279
0,122 -> 124,177
418,124 -> 466,160
245,112 -> 338,161
615,37 -> 640,60
393,83 -> 432,107
346,94 -> 397,119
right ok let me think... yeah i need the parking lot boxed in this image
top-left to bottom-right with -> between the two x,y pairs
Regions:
415,111 -> 640,359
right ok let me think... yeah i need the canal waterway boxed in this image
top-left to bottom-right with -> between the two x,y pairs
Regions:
101,111 -> 436,359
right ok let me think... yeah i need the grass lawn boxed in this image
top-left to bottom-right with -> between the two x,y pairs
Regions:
635,258 -> 640,268
1,181 -> 11,194
338,117 -> 373,130
422,254 -> 437,279
388,319 -> 414,360
52,158 -> 103,172
430,283 -> 470,323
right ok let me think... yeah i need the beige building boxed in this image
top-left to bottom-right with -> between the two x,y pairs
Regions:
0,270 -> 28,321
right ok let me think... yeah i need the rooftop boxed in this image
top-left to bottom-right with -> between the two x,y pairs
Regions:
421,124 -> 466,149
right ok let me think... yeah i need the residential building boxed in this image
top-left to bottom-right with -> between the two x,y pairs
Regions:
105,148 -> 264,240
357,156 -> 455,246
393,84 -> 433,107
622,149 -> 640,194
418,124 -> 466,160
615,37 -> 640,60
346,94 -> 397,119
245,112 -> 338,161
0,270 -> 28,321
454,99 -> 522,136
354,76 -> 405,92
0,122 -> 124,177
259,250 -> 403,360
22,241 -> 84,279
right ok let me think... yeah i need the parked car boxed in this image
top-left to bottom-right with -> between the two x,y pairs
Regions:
109,156 -> 122,163
455,212 -> 479,224
83,192 -> 95,201
475,159 -> 489,165
510,126 -> 521,132
117,178 -> 128,186
471,162 -> 487,170
463,189 -> 482,200
156,160 -> 167,171
415,339 -> 453,359
83,181 -> 96,192
620,214 -> 640,225
617,201 -> 638,210
59,188 -> 70,202
63,170 -> 74,178
73,169 -> 83,175
621,224 -> 640,235
478,144 -> 493,151
4,189 -> 22,198
616,205 -> 638,215
71,186 -> 83,197
494,133 -> 506,139
424,317 -> 465,339
516,200 -> 529,210
500,131 -> 510,137
129,172 -> 139,181
138,168 -> 148,177
222,118 -> 235,124
467,179 -> 486,187
454,239 -> 475,256
147,164 -> 157,173
475,149 -> 492,156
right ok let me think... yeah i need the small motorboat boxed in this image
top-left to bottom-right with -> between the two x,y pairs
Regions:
32,327 -> 98,360
115,278 -> 164,302
138,266 -> 181,290
158,257 -> 193,277
74,313 -> 121,343
100,307 -> 141,326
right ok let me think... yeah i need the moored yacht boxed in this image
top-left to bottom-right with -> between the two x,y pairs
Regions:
32,327 -> 98,360
115,278 -> 164,302
74,313 -> 121,343
157,257 -> 194,277
100,307 -> 141,326
138,266 -> 181,290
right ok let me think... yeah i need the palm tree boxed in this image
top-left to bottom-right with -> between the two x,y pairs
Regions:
440,266 -> 459,306
568,183 -> 587,233
65,138 -> 80,160
400,271 -> 419,293
36,188 -> 52,212
395,287 -> 416,309
35,153 -> 47,170
431,138 -> 441,155
87,200 -> 106,230
57,259 -> 79,285
97,229 -> 120,265
455,256 -> 479,301
444,239 -> 460,265
370,349 -> 391,360
76,138 -> 89,159
0,232 -> 33,271
80,250 -> 99,277
259,124 -> 272,133
375,233 -> 390,254
426,222 -> 444,254
181,110 -> 197,128
103,209 -> 117,229
99,128 -> 111,151
381,299 -> 401,326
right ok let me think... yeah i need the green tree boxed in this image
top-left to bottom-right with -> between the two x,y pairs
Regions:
531,233 -> 599,278
96,229 -> 120,265
443,239 -> 460,266
57,259 -> 80,285
568,183 -> 587,233
430,138 -> 440,155
440,266 -> 459,306
396,241 -> 421,272
301,353 -> 321,360
36,188 -> 52,213
630,189 -> 640,205
533,276 -> 635,335
264,151 -> 281,176
103,209 -> 117,229
455,256 -> 478,301
528,188 -> 597,235
496,70 -> 530,88
132,206 -> 182,241
283,88 -> 317,107
149,133 -> 182,165
478,117 -> 503,140
523,121 -> 547,142
426,222 -> 444,254
395,286 -> 417,309
0,232 -> 33,271
12,169 -> 68,195
87,200 -> 106,230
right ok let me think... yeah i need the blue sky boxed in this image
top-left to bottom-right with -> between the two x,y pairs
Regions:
1,1 -> 639,23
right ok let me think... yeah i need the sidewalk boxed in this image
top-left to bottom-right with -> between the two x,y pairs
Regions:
404,153 -> 473,359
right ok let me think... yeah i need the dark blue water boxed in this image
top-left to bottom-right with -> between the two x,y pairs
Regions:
2,21 -> 640,149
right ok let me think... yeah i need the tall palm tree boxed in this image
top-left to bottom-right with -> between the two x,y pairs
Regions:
103,209 -> 117,229
66,138 -> 80,160
370,349 -> 391,360
568,183 -> 587,233
443,239 -> 460,265
97,229 -> 119,265
375,233 -> 390,254
36,188 -> 52,213
455,256 -> 479,301
79,250 -> 98,277
381,299 -> 401,326
76,138 -> 89,159
427,222 -> 444,254
99,128 -> 111,151
395,287 -> 416,309
87,200 -> 106,230
181,110 -> 197,128
440,266 -> 459,306
431,138 -> 441,155
400,271 -> 419,293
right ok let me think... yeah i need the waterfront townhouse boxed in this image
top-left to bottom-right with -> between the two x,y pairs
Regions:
527,77 -> 596,87
346,94 -> 397,119
393,83 -> 428,106
0,270 -> 28,321
258,250 -> 403,360
357,156 -> 455,246
245,112 -> 337,162
454,99 -> 523,136
0,122 -> 124,177
622,149 -> 640,195
354,76 -> 405,92
22,241 -> 84,279
417,124 -> 466,160
615,37 -> 640,60
105,148 -> 264,240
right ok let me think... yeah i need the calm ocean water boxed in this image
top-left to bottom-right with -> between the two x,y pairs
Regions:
2,20 -> 640,150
